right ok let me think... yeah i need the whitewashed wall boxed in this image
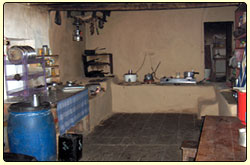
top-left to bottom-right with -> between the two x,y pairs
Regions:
4,3 -> 50,99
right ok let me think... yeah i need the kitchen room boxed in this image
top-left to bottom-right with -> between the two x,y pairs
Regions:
2,2 -> 247,162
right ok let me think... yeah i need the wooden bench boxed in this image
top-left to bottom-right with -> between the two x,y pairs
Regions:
181,140 -> 198,161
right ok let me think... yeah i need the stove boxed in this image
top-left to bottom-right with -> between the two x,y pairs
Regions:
160,77 -> 196,84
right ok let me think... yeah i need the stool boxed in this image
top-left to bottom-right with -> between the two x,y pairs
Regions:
181,140 -> 198,161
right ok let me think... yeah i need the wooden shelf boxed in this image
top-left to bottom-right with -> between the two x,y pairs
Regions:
44,55 -> 59,58
86,62 -> 111,66
213,46 -> 225,49
6,72 -> 44,81
46,75 -> 60,78
45,65 -> 59,68
82,53 -> 113,77
83,53 -> 112,56
235,47 -> 245,50
213,58 -> 226,61
234,33 -> 246,40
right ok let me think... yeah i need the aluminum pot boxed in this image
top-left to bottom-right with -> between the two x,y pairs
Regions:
7,46 -> 36,64
184,71 -> 199,79
124,70 -> 137,82
124,74 -> 137,82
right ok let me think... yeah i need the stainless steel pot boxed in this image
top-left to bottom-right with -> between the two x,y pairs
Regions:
184,71 -> 199,79
7,46 -> 36,64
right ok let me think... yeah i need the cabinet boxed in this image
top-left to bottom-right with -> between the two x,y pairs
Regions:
4,54 -> 47,98
82,53 -> 113,77
233,3 -> 246,87
44,55 -> 60,82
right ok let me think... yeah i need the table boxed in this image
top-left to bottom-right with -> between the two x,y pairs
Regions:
196,116 -> 246,161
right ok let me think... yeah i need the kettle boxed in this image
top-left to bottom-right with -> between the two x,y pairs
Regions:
144,73 -> 154,81
144,73 -> 154,83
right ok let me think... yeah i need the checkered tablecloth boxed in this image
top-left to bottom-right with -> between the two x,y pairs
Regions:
57,89 -> 89,135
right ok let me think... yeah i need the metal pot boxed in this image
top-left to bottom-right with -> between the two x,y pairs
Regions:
124,70 -> 137,82
144,73 -> 154,81
7,46 -> 36,64
184,71 -> 199,79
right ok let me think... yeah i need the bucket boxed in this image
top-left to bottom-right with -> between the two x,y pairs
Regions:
237,91 -> 246,125
7,102 -> 56,161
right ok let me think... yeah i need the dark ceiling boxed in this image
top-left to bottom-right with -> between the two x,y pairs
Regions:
26,2 -> 240,11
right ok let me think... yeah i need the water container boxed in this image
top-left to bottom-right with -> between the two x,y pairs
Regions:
7,102 -> 56,161
237,91 -> 246,125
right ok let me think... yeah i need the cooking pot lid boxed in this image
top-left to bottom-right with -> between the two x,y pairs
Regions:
8,101 -> 51,112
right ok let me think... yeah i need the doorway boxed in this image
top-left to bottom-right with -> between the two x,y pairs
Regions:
204,22 -> 233,82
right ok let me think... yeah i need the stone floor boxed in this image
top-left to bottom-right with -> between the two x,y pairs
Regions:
80,113 -> 203,161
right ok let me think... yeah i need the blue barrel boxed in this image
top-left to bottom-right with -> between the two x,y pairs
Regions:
7,102 -> 56,161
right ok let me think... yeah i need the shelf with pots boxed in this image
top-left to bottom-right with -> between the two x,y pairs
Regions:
230,3 -> 247,87
4,45 -> 47,98
82,52 -> 113,77
43,54 -> 61,83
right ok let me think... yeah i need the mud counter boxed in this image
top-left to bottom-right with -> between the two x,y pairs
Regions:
111,81 -> 236,119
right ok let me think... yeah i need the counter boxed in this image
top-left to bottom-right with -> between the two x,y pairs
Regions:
111,79 -> 217,115
4,77 -> 114,133
196,116 -> 246,161
4,78 -> 114,152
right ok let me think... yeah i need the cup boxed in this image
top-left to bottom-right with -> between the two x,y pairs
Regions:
176,72 -> 180,78
238,128 -> 246,147
43,45 -> 49,55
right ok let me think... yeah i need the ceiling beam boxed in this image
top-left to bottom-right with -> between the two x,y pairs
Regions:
27,2 -> 240,11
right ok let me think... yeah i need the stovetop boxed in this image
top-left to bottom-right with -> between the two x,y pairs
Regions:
160,77 -> 197,84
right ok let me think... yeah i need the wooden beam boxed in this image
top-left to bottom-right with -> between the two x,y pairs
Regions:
27,2 -> 240,11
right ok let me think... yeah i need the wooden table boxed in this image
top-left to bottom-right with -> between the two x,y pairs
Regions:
196,116 -> 246,161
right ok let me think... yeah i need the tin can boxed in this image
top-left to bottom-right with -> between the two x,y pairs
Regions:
238,128 -> 246,147
43,45 -> 49,55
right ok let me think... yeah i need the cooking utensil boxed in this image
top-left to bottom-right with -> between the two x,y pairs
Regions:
42,45 -> 49,55
124,70 -> 137,82
14,74 -> 22,81
176,72 -> 181,78
87,70 -> 107,77
87,58 -> 99,64
66,80 -> 76,87
84,47 -> 106,55
184,71 -> 199,79
85,49 -> 95,55
144,73 -> 154,83
7,46 -> 36,64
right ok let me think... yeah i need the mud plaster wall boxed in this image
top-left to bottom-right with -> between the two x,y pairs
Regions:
86,7 -> 236,81
4,3 -> 50,48
111,84 -> 217,113
88,79 -> 113,131
49,11 -> 85,82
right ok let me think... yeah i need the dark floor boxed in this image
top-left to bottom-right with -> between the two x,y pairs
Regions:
80,113 -> 203,161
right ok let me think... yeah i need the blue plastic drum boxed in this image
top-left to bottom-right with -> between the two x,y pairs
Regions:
7,102 -> 56,161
